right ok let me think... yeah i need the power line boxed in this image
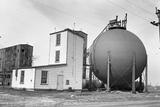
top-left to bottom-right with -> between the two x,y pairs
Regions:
146,0 -> 158,6
106,0 -> 153,22
141,0 -> 156,7
34,0 -> 156,32
125,0 -> 155,16
34,1 -> 100,28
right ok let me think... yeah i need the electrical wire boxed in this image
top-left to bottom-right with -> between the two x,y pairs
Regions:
125,0 -> 155,16
107,0 -> 153,22
146,0 -> 158,6
33,0 -> 100,28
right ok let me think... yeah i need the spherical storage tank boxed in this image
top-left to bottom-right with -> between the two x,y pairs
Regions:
90,28 -> 147,89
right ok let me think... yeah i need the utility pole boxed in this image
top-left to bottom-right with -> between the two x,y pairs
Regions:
151,7 -> 160,42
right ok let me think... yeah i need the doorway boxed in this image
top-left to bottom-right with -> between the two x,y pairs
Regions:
57,75 -> 63,90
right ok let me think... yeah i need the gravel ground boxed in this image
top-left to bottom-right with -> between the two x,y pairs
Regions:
0,87 -> 160,107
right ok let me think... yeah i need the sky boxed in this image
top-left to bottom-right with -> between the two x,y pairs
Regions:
0,0 -> 160,86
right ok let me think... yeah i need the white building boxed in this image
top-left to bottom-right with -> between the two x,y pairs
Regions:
11,28 -> 87,90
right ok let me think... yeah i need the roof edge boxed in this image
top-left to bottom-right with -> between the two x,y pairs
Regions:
49,28 -> 87,38
13,64 -> 67,70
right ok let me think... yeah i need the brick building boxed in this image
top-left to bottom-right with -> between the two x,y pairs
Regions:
0,44 -> 33,86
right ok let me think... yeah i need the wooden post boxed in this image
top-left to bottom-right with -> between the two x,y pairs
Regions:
132,54 -> 136,94
156,8 -> 160,43
144,55 -> 148,93
106,51 -> 110,92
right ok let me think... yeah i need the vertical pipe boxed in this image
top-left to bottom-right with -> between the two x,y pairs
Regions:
106,51 -> 110,92
144,55 -> 148,92
132,54 -> 136,94
89,65 -> 92,91
157,8 -> 160,43
48,35 -> 51,64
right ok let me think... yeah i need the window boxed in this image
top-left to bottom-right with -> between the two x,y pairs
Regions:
21,49 -> 25,53
7,75 -> 10,78
0,59 -> 2,69
15,70 -> 18,77
55,50 -> 60,62
41,71 -> 48,84
66,80 -> 69,85
20,71 -> 25,84
56,34 -> 61,46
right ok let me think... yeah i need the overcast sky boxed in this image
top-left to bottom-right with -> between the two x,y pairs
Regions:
0,0 -> 160,85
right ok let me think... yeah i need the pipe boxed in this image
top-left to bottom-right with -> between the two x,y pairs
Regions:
132,54 -> 136,94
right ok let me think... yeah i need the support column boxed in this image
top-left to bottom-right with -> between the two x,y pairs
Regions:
132,54 -> 136,94
144,55 -> 148,93
89,65 -> 93,91
139,74 -> 143,92
89,53 -> 93,91
106,51 -> 110,92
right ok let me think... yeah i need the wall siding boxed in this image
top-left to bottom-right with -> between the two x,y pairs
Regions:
11,68 -> 35,89
67,31 -> 84,89
34,31 -> 84,90
12,30 -> 84,90
49,31 -> 67,65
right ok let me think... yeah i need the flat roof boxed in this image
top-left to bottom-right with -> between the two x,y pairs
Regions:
0,44 -> 33,50
49,28 -> 87,39
14,64 -> 67,70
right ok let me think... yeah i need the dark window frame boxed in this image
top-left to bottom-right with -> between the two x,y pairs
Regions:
15,70 -> 18,77
41,71 -> 48,85
55,50 -> 60,62
56,33 -> 61,46
15,70 -> 18,80
66,80 -> 69,85
20,70 -> 25,84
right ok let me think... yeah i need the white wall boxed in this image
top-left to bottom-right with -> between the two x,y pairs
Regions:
34,66 -> 72,90
34,65 -> 82,90
49,31 -> 67,65
11,30 -> 84,90
11,68 -> 35,89
67,31 -> 84,89
34,31 -> 84,90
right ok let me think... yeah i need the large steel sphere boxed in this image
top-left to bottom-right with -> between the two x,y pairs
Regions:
90,28 -> 147,89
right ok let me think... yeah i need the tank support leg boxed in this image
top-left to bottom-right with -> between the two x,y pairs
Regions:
144,55 -> 148,93
139,74 -> 143,92
132,54 -> 136,94
106,51 -> 111,92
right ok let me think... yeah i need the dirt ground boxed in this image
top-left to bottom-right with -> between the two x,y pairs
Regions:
0,87 -> 160,107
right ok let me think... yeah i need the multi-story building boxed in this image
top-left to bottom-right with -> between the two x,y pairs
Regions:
11,28 -> 88,90
0,44 -> 33,86
49,28 -> 88,78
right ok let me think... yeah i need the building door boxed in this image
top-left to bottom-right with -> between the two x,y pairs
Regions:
57,75 -> 63,90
